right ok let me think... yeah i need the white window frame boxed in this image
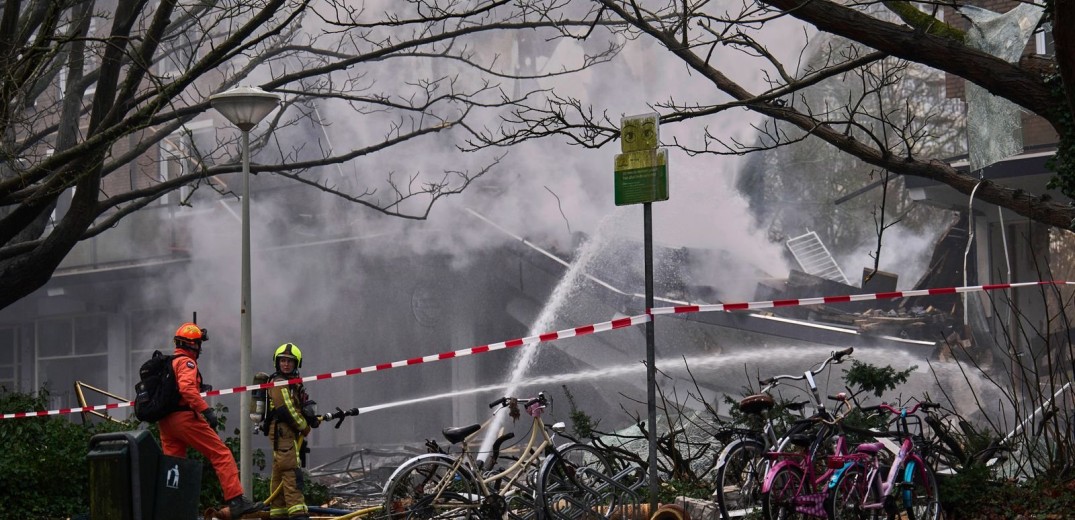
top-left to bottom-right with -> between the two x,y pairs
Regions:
57,17 -> 100,99
83,17 -> 99,97
159,37 -> 198,78
34,314 -> 109,409
160,120 -> 215,209
0,326 -> 17,392
1036,22 -> 1054,56
159,138 -> 182,206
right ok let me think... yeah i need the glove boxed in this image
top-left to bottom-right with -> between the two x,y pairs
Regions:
301,401 -> 320,428
202,409 -> 219,430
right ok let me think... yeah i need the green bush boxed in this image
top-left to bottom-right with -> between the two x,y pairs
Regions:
0,386 -> 130,518
0,387 -> 326,516
939,472 -> 1075,519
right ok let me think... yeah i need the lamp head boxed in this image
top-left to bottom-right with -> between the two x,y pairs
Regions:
209,86 -> 280,131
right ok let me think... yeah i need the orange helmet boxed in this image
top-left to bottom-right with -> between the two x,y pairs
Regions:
174,322 -> 207,349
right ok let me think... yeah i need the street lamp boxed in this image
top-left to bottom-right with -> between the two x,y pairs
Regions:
209,85 -> 280,498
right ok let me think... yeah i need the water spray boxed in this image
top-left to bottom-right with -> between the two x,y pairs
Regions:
348,345 -> 865,416
474,223 -> 614,468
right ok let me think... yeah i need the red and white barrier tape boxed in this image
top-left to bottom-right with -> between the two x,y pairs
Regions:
3,280 -> 1070,420
1,314 -> 652,420
648,280 -> 1072,315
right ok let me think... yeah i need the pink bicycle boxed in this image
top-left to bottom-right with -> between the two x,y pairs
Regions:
823,401 -> 941,520
759,392 -> 858,519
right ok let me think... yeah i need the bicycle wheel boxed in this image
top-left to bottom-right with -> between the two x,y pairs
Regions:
383,457 -> 482,520
537,443 -> 618,520
824,464 -> 879,520
900,457 -> 940,520
713,439 -> 766,519
761,464 -> 806,520
502,457 -> 543,520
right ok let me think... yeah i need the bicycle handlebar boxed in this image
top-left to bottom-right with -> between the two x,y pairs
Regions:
874,401 -> 940,416
489,392 -> 548,409
758,347 -> 854,388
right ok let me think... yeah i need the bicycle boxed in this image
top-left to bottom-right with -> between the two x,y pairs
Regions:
823,401 -> 942,520
758,391 -> 860,519
713,347 -> 854,519
380,392 -> 617,520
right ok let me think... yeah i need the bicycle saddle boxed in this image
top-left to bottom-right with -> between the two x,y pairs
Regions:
442,424 -> 481,444
789,433 -> 815,448
738,393 -> 775,415
855,442 -> 884,455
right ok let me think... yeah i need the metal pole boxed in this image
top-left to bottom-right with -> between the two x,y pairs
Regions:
240,128 -> 253,498
644,201 -> 658,513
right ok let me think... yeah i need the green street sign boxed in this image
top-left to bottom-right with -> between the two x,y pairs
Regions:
614,113 -> 669,205
614,148 -> 668,205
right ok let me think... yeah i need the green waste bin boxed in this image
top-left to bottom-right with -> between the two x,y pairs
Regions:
88,430 -> 160,520
154,455 -> 202,520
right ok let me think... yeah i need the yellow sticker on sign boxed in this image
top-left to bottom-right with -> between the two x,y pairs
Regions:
620,113 -> 660,153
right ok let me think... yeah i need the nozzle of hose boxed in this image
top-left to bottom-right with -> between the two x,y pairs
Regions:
322,407 -> 359,429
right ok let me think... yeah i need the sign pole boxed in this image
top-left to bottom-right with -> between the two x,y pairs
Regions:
612,112 -> 666,514
644,201 -> 658,514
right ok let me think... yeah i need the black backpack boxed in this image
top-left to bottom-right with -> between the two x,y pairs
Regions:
133,350 -> 185,422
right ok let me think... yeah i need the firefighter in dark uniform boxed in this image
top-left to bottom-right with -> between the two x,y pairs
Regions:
266,343 -> 318,520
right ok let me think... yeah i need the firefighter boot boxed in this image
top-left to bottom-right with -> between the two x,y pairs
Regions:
227,495 -> 263,518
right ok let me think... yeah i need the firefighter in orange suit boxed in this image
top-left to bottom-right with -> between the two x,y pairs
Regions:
158,322 -> 261,518
266,343 -> 319,520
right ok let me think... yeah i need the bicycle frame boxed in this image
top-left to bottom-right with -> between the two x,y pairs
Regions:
760,399 -> 855,517
827,402 -> 939,518
383,394 -> 563,520
481,403 -> 559,492
764,426 -> 849,486
735,347 -> 854,455
828,437 -> 917,512
712,348 -> 853,520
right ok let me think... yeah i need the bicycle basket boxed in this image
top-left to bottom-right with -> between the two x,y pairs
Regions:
893,413 -> 925,442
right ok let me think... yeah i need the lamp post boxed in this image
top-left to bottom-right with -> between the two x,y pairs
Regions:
209,86 -> 280,498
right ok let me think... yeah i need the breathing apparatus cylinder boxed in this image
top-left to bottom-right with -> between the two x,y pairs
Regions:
250,372 -> 270,430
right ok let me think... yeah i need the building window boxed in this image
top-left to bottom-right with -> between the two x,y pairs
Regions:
57,17 -> 100,99
35,315 -> 109,409
47,186 -> 75,237
128,308 -> 178,387
159,123 -> 217,208
160,139 -> 183,206
84,17 -> 99,97
159,35 -> 198,78
1036,22 -> 1054,56
0,327 -> 16,392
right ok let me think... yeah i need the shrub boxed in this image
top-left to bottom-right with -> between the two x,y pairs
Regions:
0,387 -> 326,515
0,386 -> 129,518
